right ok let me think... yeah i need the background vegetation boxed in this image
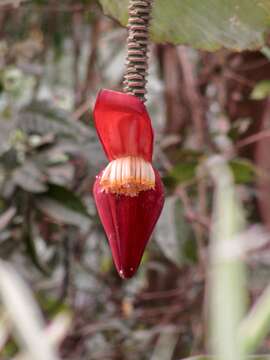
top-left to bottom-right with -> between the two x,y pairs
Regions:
1,0 -> 270,359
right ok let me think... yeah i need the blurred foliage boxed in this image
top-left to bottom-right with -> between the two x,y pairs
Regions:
251,80 -> 270,100
99,0 -> 270,50
0,0 -> 270,360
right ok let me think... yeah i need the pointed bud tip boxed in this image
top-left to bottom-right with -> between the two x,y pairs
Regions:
94,168 -> 164,280
118,267 -> 137,279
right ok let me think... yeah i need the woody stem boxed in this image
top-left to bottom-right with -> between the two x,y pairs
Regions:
123,0 -> 153,103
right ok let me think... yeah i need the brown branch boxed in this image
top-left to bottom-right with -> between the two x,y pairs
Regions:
22,3 -> 92,12
80,17 -> 100,103
138,288 -> 183,300
0,5 -> 13,40
72,95 -> 93,120
223,69 -> 256,88
175,187 -> 210,231
237,59 -> 270,72
176,186 -> 209,272
236,129 -> 270,149
72,10 -> 83,106
162,45 -> 188,134
255,98 -> 270,233
0,0 -> 28,7
177,46 -> 206,148
0,10 -> 6,39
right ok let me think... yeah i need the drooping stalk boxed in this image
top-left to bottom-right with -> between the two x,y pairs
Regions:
123,0 -> 153,103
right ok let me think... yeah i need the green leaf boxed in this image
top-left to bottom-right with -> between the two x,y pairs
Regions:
13,162 -> 48,193
36,184 -> 91,230
155,196 -> 197,266
240,284 -> 270,353
261,46 -> 270,60
0,207 -> 16,231
19,101 -> 94,142
182,357 -> 270,360
0,0 -> 28,5
165,161 -> 198,187
229,159 -> 255,184
44,184 -> 88,215
99,0 -> 270,51
37,292 -> 71,317
0,261 -> 58,360
36,198 -> 90,230
182,358 -> 210,360
23,228 -> 51,276
250,80 -> 270,100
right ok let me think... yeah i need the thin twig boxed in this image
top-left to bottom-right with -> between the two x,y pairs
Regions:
80,17 -> 100,103
236,129 -> 270,149
255,98 -> 270,232
22,3 -> 92,12
72,10 -> 83,106
175,187 -> 210,231
162,45 -> 187,134
223,69 -> 256,88
177,46 -> 206,148
72,95 -> 93,120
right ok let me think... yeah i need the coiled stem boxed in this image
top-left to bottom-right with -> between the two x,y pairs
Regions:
123,0 -> 153,103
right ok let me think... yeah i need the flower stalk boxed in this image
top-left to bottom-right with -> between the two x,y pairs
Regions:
123,0 -> 153,102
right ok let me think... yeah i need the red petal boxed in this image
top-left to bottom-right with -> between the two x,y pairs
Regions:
93,170 -> 164,278
93,89 -> 153,162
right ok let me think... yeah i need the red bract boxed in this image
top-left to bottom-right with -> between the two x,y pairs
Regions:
94,170 -> 164,278
94,89 -> 153,162
93,89 -> 164,279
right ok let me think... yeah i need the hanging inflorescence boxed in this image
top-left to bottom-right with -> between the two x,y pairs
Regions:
123,0 -> 153,103
92,0 -> 164,279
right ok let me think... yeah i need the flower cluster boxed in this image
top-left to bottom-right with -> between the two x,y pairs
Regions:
93,90 -> 164,278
